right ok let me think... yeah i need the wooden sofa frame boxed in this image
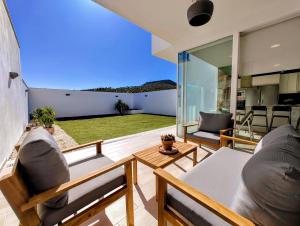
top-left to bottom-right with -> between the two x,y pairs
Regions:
155,135 -> 258,226
183,123 -> 234,150
0,140 -> 135,226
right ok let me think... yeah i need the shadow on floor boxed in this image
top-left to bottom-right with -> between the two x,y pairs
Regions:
83,211 -> 114,226
135,185 -> 158,219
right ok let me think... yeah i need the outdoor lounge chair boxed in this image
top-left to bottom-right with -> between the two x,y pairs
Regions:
0,127 -> 134,226
155,124 -> 300,226
183,111 -> 234,150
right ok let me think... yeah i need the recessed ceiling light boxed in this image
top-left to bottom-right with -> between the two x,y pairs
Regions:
274,64 -> 281,67
271,44 -> 280,48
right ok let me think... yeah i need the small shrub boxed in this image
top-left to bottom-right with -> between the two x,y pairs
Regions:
32,108 -> 44,124
115,99 -> 129,115
32,107 -> 56,128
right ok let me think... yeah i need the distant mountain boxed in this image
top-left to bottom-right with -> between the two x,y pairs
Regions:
143,80 -> 176,87
83,80 -> 176,93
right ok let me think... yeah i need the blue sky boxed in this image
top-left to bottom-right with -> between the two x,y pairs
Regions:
6,0 -> 176,89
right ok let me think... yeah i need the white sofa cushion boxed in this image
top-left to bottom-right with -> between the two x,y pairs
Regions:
167,147 -> 252,226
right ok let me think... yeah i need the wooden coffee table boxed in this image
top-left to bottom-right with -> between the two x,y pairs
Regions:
132,141 -> 198,195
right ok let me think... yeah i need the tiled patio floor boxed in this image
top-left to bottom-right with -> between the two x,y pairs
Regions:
0,125 -> 210,226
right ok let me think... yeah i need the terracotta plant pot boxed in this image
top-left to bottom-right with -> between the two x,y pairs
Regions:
46,127 -> 55,135
161,140 -> 174,150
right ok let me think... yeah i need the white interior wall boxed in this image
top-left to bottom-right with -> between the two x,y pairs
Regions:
29,88 -> 177,118
0,1 -> 28,165
240,17 -> 300,75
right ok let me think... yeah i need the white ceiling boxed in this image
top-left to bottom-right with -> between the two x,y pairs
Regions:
94,0 -> 300,62
191,38 -> 233,68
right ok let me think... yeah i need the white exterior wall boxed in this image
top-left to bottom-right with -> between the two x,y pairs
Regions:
0,1 -> 28,165
133,90 -> 176,116
152,35 -> 171,55
29,88 -> 177,118
29,88 -> 134,118
151,34 -> 178,63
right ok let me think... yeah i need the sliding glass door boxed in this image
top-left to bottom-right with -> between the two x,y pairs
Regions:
177,36 -> 233,136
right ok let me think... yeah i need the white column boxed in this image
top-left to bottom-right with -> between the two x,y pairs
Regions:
230,32 -> 240,119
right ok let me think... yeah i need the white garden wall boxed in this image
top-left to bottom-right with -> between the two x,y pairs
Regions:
29,88 -> 176,118
29,88 -> 134,118
0,1 -> 28,165
133,90 -> 176,116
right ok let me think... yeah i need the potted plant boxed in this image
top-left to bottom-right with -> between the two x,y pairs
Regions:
32,107 -> 56,134
161,134 -> 175,150
32,107 -> 44,127
115,99 -> 129,115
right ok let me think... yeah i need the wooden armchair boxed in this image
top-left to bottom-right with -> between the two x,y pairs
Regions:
183,124 -> 234,150
155,136 -> 258,226
0,138 -> 135,226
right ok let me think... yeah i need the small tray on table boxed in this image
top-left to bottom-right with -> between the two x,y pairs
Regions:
159,145 -> 179,155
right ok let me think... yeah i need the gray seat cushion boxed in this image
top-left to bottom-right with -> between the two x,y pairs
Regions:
187,131 -> 220,144
38,154 -> 126,226
232,125 -> 300,226
19,127 -> 70,208
167,147 -> 252,226
198,112 -> 233,134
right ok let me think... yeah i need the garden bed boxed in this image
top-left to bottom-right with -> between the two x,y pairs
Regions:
127,109 -> 144,114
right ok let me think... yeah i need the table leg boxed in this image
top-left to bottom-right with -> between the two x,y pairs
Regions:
156,175 -> 158,201
133,158 -> 137,185
193,150 -> 197,166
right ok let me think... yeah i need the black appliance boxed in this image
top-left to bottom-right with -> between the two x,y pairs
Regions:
278,93 -> 300,105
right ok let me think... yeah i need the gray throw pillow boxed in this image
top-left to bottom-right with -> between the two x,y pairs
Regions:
254,124 -> 299,154
232,126 -> 300,226
19,127 -> 70,208
198,111 -> 233,134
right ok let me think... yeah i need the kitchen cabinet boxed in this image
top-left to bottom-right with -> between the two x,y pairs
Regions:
279,73 -> 299,94
279,75 -> 288,93
252,74 -> 280,86
288,73 -> 298,92
298,73 -> 300,92
240,76 -> 252,88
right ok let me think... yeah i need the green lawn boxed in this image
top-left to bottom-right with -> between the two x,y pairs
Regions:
56,114 -> 176,144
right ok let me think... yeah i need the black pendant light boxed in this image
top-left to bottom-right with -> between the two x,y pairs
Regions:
187,0 -> 214,26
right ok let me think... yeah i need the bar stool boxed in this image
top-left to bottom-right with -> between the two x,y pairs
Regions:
236,105 -> 246,123
269,105 -> 292,131
251,105 -> 268,132
296,115 -> 300,130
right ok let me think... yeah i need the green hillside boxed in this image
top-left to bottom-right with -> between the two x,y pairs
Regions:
83,79 -> 176,93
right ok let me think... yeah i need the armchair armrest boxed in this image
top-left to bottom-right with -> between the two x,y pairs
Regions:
220,135 -> 258,147
62,139 -> 103,154
154,168 -> 255,226
220,128 -> 234,136
21,155 -> 135,212
183,123 -> 198,143
182,123 -> 198,128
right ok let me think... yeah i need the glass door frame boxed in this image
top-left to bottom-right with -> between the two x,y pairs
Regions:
176,33 -> 240,136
